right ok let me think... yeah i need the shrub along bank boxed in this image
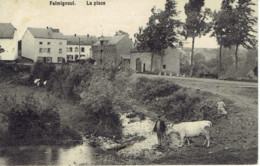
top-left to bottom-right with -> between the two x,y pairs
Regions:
0,93 -> 82,146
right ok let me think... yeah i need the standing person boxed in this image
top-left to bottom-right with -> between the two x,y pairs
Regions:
153,115 -> 166,146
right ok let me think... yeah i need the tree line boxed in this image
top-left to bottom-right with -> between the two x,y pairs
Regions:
135,0 -> 257,77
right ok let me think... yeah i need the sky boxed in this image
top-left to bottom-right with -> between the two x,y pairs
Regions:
0,0 -> 258,48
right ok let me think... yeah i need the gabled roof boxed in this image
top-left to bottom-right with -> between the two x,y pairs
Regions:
27,27 -> 65,40
93,35 -> 126,46
0,23 -> 16,39
64,35 -> 98,45
108,35 -> 125,45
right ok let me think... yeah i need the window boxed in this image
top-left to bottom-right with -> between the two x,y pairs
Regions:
37,57 -> 44,62
69,47 -> 73,52
75,55 -> 79,60
39,42 -> 43,45
39,48 -> 42,53
75,47 -> 78,52
59,42 -> 62,45
80,55 -> 85,57
81,47 -> 85,52
57,57 -> 64,63
46,57 -> 52,63
59,48 -> 62,53
163,65 -> 166,69
47,48 -> 51,53
47,42 -> 51,45
67,55 -> 73,61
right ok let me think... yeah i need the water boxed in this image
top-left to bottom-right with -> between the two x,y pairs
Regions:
0,141 -> 95,165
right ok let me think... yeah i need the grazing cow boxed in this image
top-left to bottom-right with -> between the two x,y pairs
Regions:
167,120 -> 212,147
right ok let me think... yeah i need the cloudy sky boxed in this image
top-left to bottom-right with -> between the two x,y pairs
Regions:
0,0 -> 258,48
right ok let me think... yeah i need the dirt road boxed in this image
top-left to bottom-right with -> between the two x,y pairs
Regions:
135,74 -> 258,164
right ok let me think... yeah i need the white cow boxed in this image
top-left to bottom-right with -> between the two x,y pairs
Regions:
167,120 -> 212,147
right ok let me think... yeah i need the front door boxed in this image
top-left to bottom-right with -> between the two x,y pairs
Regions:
136,58 -> 142,72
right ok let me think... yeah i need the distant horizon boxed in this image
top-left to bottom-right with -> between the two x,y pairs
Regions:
0,0 -> 258,49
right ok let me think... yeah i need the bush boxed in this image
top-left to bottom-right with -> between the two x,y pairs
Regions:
135,77 -> 181,102
0,94 -> 81,146
83,95 -> 122,139
31,62 -> 55,80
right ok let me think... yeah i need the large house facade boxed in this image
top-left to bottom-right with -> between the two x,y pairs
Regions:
64,35 -> 97,62
22,27 -> 67,63
92,35 -> 133,66
130,47 -> 181,75
0,23 -> 18,61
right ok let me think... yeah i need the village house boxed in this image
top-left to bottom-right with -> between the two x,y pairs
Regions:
0,23 -> 18,61
130,47 -> 181,75
22,27 -> 67,63
64,34 -> 97,62
92,35 -> 133,66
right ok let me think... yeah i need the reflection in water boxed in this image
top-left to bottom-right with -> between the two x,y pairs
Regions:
0,142 -> 94,165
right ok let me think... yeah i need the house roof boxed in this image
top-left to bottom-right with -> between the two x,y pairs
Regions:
64,35 -> 98,45
28,27 -> 65,39
93,35 -> 126,46
0,23 -> 16,39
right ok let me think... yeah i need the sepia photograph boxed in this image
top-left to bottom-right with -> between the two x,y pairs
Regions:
0,0 -> 258,165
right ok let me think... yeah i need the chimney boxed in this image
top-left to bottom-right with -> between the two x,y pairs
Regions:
47,26 -> 48,29
74,34 -> 77,37
87,34 -> 89,37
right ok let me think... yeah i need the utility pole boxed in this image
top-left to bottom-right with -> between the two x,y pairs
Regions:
79,37 -> 81,61
100,40 -> 103,66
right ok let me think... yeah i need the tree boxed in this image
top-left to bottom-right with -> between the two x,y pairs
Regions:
183,0 -> 212,76
115,30 -> 129,36
135,0 -> 182,72
211,0 -> 235,77
231,0 -> 257,72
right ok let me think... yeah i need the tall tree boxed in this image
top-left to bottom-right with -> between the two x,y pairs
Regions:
211,0 -> 235,77
183,0 -> 212,76
231,0 -> 257,72
135,0 -> 182,72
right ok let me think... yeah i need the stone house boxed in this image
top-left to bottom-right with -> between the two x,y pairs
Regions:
64,34 -> 97,62
130,47 -> 181,75
92,35 -> 133,66
22,27 -> 67,63
0,23 -> 18,61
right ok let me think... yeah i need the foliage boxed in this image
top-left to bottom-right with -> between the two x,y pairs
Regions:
79,66 -> 135,138
134,78 -> 222,122
30,62 -> 55,85
115,30 -> 129,36
0,93 -> 81,146
211,0 -> 235,48
47,63 -> 93,100
183,0 -> 212,76
135,0 -> 182,71
232,0 -> 257,50
135,77 -> 181,102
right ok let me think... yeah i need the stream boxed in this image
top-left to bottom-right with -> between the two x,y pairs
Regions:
0,141 -> 95,165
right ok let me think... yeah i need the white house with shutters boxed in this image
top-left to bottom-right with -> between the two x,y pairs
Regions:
64,34 -> 97,62
0,23 -> 18,61
22,27 -> 67,63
